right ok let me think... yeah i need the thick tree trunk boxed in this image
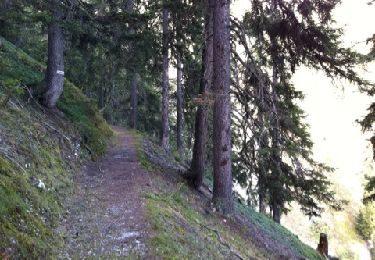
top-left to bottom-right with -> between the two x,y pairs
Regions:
176,52 -> 184,159
317,233 -> 329,257
212,0 -> 234,214
190,0 -> 214,189
42,3 -> 64,108
130,73 -> 139,129
160,6 -> 170,150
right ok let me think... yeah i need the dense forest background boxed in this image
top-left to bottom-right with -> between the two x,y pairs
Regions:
1,0 -> 375,258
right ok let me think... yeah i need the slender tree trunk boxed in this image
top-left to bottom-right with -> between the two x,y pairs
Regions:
130,73 -> 139,128
190,0 -> 214,189
212,0 -> 234,214
258,83 -> 268,214
176,52 -> 184,159
270,63 -> 282,224
126,0 -> 139,129
270,0 -> 282,224
161,5 -> 170,150
258,168 -> 267,213
42,2 -> 64,108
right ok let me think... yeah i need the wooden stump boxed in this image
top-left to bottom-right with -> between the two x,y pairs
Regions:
317,233 -> 328,257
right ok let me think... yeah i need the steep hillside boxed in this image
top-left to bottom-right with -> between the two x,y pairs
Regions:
0,36 -> 112,258
134,132 -> 323,260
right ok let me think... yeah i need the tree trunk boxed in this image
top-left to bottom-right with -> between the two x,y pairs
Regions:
258,158 -> 267,213
42,2 -> 64,108
212,0 -> 234,214
270,64 -> 282,224
258,85 -> 268,214
160,5 -> 170,150
176,52 -> 184,159
190,0 -> 214,189
270,0 -> 282,224
126,0 -> 139,129
130,73 -> 139,129
317,233 -> 328,257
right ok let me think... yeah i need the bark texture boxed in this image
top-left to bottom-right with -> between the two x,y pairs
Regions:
160,6 -> 170,150
190,0 -> 214,189
176,52 -> 184,159
130,73 -> 139,129
212,0 -> 234,214
270,0 -> 282,223
42,2 -> 64,108
270,65 -> 282,223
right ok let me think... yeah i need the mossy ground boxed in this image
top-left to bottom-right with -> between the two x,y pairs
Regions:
145,185 -> 270,259
0,36 -> 112,258
0,36 -> 113,157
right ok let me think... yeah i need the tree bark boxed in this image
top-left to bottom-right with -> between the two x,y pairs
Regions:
190,0 -> 214,189
270,63 -> 282,224
130,73 -> 139,129
317,233 -> 328,257
176,52 -> 184,159
212,0 -> 234,214
42,1 -> 64,108
160,5 -> 170,150
270,0 -> 282,224
126,0 -> 139,129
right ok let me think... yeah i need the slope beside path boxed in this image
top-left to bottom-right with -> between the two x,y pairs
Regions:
57,126 -> 152,259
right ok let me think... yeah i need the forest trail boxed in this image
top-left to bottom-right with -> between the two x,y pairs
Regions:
57,126 -> 152,259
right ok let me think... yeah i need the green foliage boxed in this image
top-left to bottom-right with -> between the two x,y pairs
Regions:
231,0 -> 362,219
355,202 -> 375,240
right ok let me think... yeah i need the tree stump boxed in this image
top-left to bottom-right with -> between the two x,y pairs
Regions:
317,233 -> 328,257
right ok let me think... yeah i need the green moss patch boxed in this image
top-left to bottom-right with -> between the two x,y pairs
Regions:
58,80 -> 112,157
0,104 -> 78,258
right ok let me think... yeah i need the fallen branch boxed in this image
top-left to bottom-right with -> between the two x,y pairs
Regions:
201,224 -> 245,260
0,148 -> 27,174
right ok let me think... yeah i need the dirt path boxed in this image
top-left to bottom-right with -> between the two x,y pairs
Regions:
58,127 -> 152,259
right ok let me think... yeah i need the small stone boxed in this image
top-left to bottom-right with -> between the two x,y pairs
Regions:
37,179 -> 46,189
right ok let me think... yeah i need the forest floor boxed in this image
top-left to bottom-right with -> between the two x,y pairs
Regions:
56,126 -> 320,260
57,126 -> 153,258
